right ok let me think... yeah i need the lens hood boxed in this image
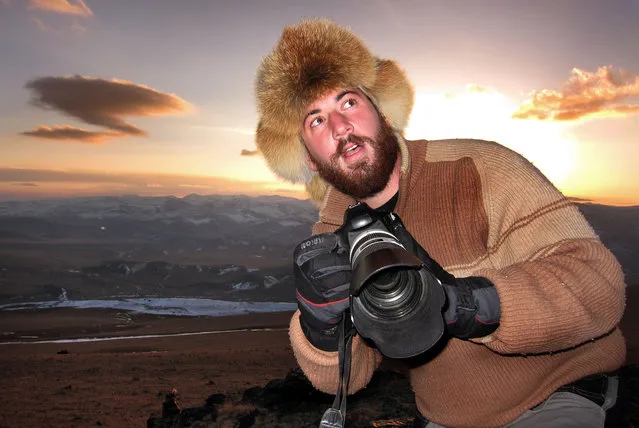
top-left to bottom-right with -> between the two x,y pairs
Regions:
351,267 -> 446,359
350,246 -> 422,296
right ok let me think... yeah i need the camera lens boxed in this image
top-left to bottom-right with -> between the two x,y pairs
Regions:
358,268 -> 424,319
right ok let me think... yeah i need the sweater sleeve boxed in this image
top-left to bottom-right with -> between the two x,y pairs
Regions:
471,145 -> 626,355
289,311 -> 383,395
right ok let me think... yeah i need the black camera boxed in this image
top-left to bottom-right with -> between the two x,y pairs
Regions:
335,202 -> 446,359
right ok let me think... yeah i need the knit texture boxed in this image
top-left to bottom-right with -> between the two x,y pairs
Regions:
288,138 -> 626,428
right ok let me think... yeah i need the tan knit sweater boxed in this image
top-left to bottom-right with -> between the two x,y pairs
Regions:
288,138 -> 626,428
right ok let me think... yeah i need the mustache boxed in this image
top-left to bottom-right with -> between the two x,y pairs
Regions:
332,134 -> 375,162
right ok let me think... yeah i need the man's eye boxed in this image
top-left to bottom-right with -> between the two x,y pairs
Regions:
310,117 -> 323,128
343,98 -> 357,109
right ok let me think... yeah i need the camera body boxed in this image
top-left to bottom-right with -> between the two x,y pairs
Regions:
334,202 -> 446,359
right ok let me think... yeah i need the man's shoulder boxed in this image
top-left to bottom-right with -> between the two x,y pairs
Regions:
409,137 -> 515,156
407,138 -> 531,171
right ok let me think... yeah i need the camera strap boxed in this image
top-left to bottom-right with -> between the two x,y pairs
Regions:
319,312 -> 354,428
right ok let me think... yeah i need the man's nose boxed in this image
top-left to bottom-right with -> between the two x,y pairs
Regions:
329,112 -> 353,140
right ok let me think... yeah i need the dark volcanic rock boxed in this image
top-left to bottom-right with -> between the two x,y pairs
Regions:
241,368 -> 333,409
147,368 -> 416,427
147,365 -> 639,428
239,367 -> 418,427
204,393 -> 226,407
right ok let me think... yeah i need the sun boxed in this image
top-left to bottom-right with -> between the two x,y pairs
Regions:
404,86 -> 578,193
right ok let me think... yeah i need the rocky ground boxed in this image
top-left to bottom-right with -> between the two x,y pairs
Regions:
148,365 -> 639,428
148,367 -> 420,428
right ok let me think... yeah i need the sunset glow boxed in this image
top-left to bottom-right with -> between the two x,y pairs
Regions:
0,1 -> 637,205
405,87 -> 578,194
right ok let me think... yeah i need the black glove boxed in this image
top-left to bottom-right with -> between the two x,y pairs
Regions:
388,214 -> 501,340
293,232 -> 351,351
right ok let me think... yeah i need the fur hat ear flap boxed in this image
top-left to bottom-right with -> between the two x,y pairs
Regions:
305,175 -> 330,207
255,122 -> 314,184
372,59 -> 415,131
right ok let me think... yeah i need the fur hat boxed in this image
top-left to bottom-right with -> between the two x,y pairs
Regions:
255,18 -> 414,204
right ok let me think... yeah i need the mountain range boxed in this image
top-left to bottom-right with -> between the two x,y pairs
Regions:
0,194 -> 636,305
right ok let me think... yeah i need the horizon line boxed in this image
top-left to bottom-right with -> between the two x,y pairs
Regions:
0,192 -> 636,208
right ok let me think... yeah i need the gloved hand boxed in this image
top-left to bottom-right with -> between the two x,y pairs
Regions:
293,232 -> 351,351
387,214 -> 501,340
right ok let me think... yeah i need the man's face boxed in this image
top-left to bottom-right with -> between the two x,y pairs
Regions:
301,89 -> 399,199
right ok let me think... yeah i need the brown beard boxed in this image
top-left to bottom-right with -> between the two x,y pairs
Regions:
309,116 -> 399,200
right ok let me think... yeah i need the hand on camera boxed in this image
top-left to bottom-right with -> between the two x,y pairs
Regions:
389,215 -> 501,340
293,232 -> 351,351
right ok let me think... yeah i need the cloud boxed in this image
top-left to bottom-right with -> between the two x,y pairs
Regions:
567,196 -> 594,203
24,1 -> 92,34
10,182 -> 38,187
30,17 -> 54,32
27,0 -> 92,16
32,17 -> 89,35
69,19 -> 87,34
240,149 -> 260,157
444,84 -> 491,99
20,125 -> 123,143
1,0 -> 10,6
179,184 -> 215,189
0,168 -> 127,183
513,66 -> 639,122
22,75 -> 193,141
466,84 -> 489,93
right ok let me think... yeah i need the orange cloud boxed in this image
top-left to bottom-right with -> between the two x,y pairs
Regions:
28,0 -> 92,16
240,149 -> 260,156
31,17 -> 89,35
10,182 -> 38,187
513,66 -> 639,121
20,125 -> 123,143
23,75 -> 193,142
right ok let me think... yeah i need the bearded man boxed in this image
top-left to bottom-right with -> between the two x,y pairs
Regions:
253,19 -> 626,428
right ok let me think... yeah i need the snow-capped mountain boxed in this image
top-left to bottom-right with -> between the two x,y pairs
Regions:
0,195 -> 636,308
0,194 -> 318,305
0,194 -> 317,256
0,194 -> 314,220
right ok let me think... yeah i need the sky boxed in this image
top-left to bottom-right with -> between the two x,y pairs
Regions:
0,0 -> 638,205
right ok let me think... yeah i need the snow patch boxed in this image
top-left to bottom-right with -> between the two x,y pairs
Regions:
278,220 -> 303,227
250,206 -> 283,217
221,212 -> 260,223
231,282 -> 258,291
263,276 -> 278,288
185,217 -> 213,225
0,297 -> 296,317
218,265 -> 241,275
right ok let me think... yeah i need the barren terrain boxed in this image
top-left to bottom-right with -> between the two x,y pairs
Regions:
0,196 -> 636,427
0,310 -> 298,428
0,286 -> 637,428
